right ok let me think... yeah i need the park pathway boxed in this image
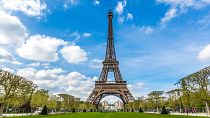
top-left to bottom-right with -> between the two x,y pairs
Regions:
145,112 -> 210,117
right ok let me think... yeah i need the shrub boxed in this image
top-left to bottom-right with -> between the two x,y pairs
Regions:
131,108 -> 134,112
41,105 -> 47,115
72,108 -> 76,113
161,106 -> 168,114
139,107 -> 143,113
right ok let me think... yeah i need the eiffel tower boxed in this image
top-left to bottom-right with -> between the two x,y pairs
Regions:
87,10 -> 134,107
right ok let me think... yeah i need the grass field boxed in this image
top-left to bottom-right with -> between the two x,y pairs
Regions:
9,112 -> 209,118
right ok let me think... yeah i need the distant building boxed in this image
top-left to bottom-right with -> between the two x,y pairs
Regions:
113,100 -> 123,110
101,100 -> 109,110
101,100 -> 123,111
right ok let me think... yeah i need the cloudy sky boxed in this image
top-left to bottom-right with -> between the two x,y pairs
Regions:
1,0 -> 210,101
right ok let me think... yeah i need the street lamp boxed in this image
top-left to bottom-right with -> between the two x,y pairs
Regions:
174,81 -> 183,113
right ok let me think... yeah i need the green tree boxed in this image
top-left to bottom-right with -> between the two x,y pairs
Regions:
148,91 -> 164,112
31,89 -> 49,108
0,70 -> 36,115
181,72 -> 210,115
166,89 -> 181,112
48,95 -> 58,110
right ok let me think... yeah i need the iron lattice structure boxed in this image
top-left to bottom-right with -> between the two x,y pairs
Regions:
86,10 -> 134,106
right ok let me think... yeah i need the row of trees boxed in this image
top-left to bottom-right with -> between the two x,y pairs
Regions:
126,66 -> 210,114
30,90 -> 96,112
0,69 -> 96,115
125,91 -> 165,112
126,88 -> 209,113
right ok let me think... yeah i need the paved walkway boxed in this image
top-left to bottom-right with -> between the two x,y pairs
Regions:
170,112 -> 210,117
1,112 -> 65,117
146,112 -> 210,117
1,113 -> 34,117
1,112 -> 210,117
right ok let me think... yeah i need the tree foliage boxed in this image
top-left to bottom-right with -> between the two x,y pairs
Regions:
0,70 -> 37,115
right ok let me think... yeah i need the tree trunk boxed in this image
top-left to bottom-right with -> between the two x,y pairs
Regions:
0,103 -> 5,116
205,101 -> 209,116
5,104 -> 9,114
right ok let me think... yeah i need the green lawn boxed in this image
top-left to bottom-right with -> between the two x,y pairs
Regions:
9,112 -> 209,118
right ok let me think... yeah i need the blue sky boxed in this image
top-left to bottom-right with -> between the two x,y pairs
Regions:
1,0 -> 210,101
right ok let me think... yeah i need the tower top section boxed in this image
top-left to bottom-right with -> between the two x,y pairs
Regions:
105,9 -> 116,61
108,9 -> 113,18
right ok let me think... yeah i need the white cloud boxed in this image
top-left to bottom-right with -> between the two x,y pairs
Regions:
139,26 -> 154,34
61,45 -> 88,64
0,48 -> 14,62
128,82 -> 143,90
118,16 -> 124,24
157,0 -> 210,25
36,68 -> 64,80
64,0 -> 79,10
198,12 -> 210,28
83,33 -> 92,38
2,67 -> 14,73
0,48 -> 22,65
115,2 -> 123,15
11,61 -> 22,65
157,0 -> 210,10
0,0 -> 47,17
160,8 -> 177,24
17,35 -> 66,62
17,68 -> 64,90
115,0 -> 127,24
115,0 -> 133,24
198,44 -> 210,62
17,67 -> 97,100
70,31 -> 81,43
128,82 -> 144,98
17,67 -> 64,81
126,13 -> 133,20
17,67 -> 37,79
0,10 -> 28,45
93,0 -> 100,6
101,96 -> 122,104
55,72 -> 97,100
28,62 -> 41,67
115,0 -> 127,15
89,59 -> 103,69
27,62 -> 49,68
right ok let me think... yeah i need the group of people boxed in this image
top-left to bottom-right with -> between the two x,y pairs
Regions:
182,108 -> 197,114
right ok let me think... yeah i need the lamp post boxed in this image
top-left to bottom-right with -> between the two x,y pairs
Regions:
174,81 -> 183,113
